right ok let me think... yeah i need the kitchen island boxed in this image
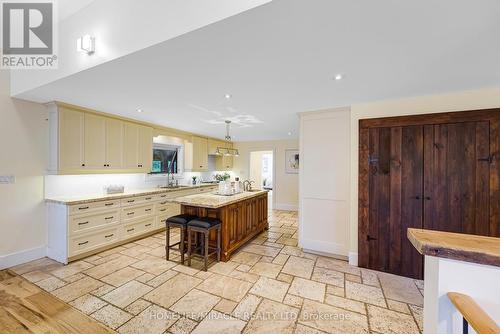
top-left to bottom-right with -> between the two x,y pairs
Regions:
171,190 -> 268,261
408,229 -> 500,334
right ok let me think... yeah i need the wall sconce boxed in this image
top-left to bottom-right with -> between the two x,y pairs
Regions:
77,35 -> 95,55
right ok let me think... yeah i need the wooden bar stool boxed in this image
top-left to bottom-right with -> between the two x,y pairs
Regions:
165,214 -> 198,264
186,217 -> 221,271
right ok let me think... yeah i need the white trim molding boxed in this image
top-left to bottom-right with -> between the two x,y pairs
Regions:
348,252 -> 358,266
274,203 -> 298,211
0,246 -> 47,270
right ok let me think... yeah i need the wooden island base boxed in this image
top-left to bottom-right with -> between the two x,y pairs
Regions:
180,192 -> 268,261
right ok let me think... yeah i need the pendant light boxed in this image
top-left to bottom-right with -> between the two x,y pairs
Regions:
215,120 -> 239,157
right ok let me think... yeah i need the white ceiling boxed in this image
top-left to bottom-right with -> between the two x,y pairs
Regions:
58,0 -> 95,21
16,0 -> 500,141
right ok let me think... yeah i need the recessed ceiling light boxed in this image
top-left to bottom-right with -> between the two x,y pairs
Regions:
224,94 -> 232,99
334,74 -> 343,81
288,131 -> 292,136
136,108 -> 143,113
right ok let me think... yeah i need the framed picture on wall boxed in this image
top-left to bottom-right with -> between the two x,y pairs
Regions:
285,149 -> 299,174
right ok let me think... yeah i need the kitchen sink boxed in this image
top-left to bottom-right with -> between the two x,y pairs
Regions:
159,185 -> 189,189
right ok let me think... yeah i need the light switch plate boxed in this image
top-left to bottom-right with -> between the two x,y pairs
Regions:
0,175 -> 16,184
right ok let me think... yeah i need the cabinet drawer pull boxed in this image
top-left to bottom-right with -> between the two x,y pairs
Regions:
127,212 -> 135,216
127,199 -> 135,203
145,223 -> 152,227
78,221 -> 89,225
127,228 -> 135,232
145,197 -> 152,200
159,208 -> 166,212
105,203 -> 114,206
78,241 -> 89,246
160,201 -> 167,205
160,195 -> 167,198
105,234 -> 114,238
105,216 -> 114,220
78,206 -> 89,210
145,208 -> 152,212
161,219 -> 166,223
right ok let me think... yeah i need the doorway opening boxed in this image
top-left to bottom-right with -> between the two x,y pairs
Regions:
249,150 -> 274,210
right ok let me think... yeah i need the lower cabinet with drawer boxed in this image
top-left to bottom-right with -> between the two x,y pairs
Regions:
69,225 -> 121,257
123,217 -> 156,239
46,187 -> 215,264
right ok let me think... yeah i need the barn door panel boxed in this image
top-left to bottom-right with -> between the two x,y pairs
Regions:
423,122 -> 490,236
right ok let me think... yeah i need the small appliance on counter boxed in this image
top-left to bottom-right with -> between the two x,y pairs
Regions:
103,184 -> 125,194
216,180 -> 242,196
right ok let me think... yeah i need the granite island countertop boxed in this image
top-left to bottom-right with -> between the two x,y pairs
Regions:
171,190 -> 268,209
408,228 -> 500,267
45,184 -> 217,205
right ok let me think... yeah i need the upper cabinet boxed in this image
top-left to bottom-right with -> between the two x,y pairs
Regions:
192,136 -> 208,171
48,103 -> 232,175
83,113 -> 106,169
138,125 -> 153,171
105,118 -> 124,169
216,155 -> 233,171
208,138 -> 224,155
215,142 -> 234,171
123,122 -> 152,171
49,104 -> 152,174
58,107 -> 84,170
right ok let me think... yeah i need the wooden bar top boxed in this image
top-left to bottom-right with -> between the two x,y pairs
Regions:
407,228 -> 500,267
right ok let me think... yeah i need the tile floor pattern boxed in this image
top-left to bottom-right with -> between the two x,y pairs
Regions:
10,210 -> 424,334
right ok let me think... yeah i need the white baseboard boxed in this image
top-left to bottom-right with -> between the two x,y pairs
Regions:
299,238 -> 348,257
348,252 -> 358,266
274,203 -> 298,211
0,246 -> 47,270
303,248 -> 348,261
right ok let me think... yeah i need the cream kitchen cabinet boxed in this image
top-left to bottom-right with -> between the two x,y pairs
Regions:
216,154 -> 233,171
83,113 -> 106,169
105,118 -> 124,168
58,107 -> 85,170
208,138 -> 224,155
49,103 -> 151,174
123,122 -> 153,172
46,185 -> 218,263
190,136 -> 209,171
84,114 -> 124,169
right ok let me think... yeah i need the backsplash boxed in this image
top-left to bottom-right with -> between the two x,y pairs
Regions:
44,169 -> 234,198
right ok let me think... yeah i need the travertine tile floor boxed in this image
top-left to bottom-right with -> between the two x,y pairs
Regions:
10,210 -> 424,334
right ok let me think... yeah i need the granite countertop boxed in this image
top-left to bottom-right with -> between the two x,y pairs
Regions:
45,184 -> 217,205
171,190 -> 268,209
408,228 -> 500,267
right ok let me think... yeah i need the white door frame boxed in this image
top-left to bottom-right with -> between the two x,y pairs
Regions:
247,148 -> 276,210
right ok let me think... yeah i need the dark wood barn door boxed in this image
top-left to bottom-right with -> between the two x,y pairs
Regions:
423,122 -> 491,235
366,126 -> 424,278
359,109 -> 500,279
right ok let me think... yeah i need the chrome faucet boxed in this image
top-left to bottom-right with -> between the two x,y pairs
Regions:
243,180 -> 255,191
166,151 -> 177,188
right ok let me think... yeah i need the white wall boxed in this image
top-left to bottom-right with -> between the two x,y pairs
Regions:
349,86 -> 500,258
0,70 -> 49,269
233,140 -> 299,211
424,256 -> 500,334
299,108 -> 351,259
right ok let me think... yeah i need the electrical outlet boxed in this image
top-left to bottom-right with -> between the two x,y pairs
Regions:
0,175 -> 16,184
